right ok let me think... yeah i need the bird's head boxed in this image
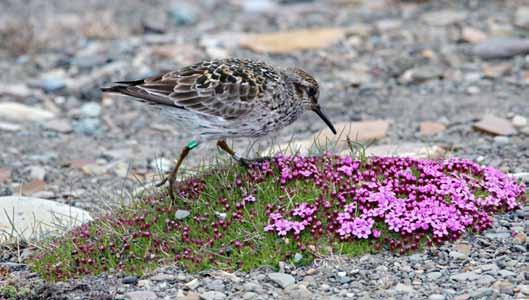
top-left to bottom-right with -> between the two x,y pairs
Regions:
286,68 -> 336,134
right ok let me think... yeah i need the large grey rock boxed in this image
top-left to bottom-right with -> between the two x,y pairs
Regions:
268,272 -> 295,288
0,196 -> 92,243
0,102 -> 55,122
473,38 -> 529,59
199,291 -> 226,300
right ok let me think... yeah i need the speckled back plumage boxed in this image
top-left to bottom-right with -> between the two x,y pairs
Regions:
101,58 -> 319,139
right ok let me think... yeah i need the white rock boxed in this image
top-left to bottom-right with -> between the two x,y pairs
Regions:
150,158 -> 173,173
0,196 -> 92,243
0,102 -> 55,122
0,122 -> 22,132
268,272 -> 295,288
512,115 -> 527,128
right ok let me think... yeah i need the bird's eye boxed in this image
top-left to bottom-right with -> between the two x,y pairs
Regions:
308,87 -> 318,97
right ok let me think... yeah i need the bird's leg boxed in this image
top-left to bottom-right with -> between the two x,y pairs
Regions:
216,140 -> 271,167
156,140 -> 199,203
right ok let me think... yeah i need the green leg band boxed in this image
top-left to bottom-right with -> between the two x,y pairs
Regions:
186,140 -> 200,150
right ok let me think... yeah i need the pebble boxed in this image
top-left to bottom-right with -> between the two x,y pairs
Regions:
199,291 -> 226,300
242,292 -> 258,300
175,210 -> 190,220
268,272 -> 295,288
124,290 -> 158,300
494,136 -> 510,145
393,283 -> 415,293
122,275 -> 139,285
450,272 -> 480,282
167,4 -> 197,26
205,279 -> 225,291
0,122 -> 22,132
427,272 -> 443,281
512,115 -> 527,128
0,102 -> 56,122
150,158 -> 173,173
28,165 -> 47,181
515,6 -> 529,29
449,251 -> 467,260
474,115 -> 517,136
80,102 -> 102,118
33,77 -> 66,92
473,38 -> 529,59
469,288 -> 493,299
73,118 -> 101,135
519,285 -> 529,295
43,119 -> 73,133
429,294 -> 445,300
293,253 -> 303,263
422,10 -> 467,26
185,278 -> 200,290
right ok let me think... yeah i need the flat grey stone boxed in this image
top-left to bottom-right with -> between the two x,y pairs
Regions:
427,272 -> 443,281
0,196 -> 92,243
175,210 -> 191,220
450,272 -> 480,282
469,288 -> 493,299
268,272 -> 295,288
124,291 -> 158,300
429,294 -> 445,300
199,291 -> 226,300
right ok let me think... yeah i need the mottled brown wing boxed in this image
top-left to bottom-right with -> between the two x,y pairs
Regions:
129,60 -> 281,120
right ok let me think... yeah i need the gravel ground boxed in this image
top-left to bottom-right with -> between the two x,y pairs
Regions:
1,0 -> 528,299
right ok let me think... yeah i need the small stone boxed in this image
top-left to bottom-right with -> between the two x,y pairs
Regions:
199,291 -> 225,300
0,102 -> 55,122
515,6 -> 529,29
427,272 -> 443,281
0,168 -> 12,184
360,143 -> 446,159
512,115 -> 527,128
124,290 -> 157,300
150,273 -> 176,281
242,292 -> 258,300
20,179 -> 46,196
479,275 -> 496,286
469,288 -> 493,299
454,243 -> 471,255
399,65 -> 443,84
393,283 -> 415,293
80,102 -> 102,118
461,27 -> 487,44
473,38 -> 529,59
485,232 -> 511,239
175,210 -> 190,220
494,136 -> 510,144
185,278 -> 200,290
293,253 -> 303,263
284,284 -> 312,300
519,285 -> 529,295
0,122 -> 22,132
73,118 -> 101,135
43,119 -> 73,133
268,272 -> 295,288
513,232 -> 527,245
32,77 -> 66,92
150,158 -> 173,173
422,10 -> 467,26
498,270 -> 517,277
454,294 -> 469,300
466,86 -> 480,95
122,275 -> 139,285
179,291 -> 200,300
167,4 -> 198,26
449,251 -> 467,260
429,294 -> 445,300
420,122 -> 446,136
28,165 -> 46,181
205,279 -> 225,291
450,272 -> 480,282
81,163 -> 110,176
493,280 -> 514,295
474,115 -> 517,136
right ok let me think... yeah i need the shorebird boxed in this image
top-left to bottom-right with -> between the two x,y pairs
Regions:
101,58 -> 336,202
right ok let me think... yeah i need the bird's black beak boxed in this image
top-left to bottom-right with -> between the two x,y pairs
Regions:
313,106 -> 336,134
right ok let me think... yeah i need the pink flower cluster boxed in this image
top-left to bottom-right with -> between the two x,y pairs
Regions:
260,155 -> 526,243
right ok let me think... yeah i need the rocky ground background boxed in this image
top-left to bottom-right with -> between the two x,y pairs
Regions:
0,0 -> 529,299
